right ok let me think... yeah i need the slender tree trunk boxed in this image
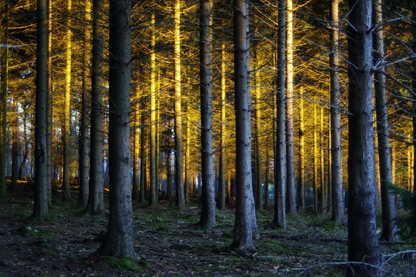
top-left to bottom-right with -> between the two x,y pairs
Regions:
219,42 -> 227,208
78,0 -> 92,208
373,0 -> 398,242
132,99 -> 140,201
174,0 -> 185,207
320,106 -> 325,213
63,0 -> 72,200
329,0 -> 345,224
85,0 -> 104,214
347,0 -> 379,274
198,0 -> 216,229
167,148 -> 173,203
231,0 -> 259,252
139,107 -> 146,203
255,50 -> 263,211
98,0 -> 136,258
32,0 -> 49,220
413,4 -> 416,194
313,98 -> 318,213
273,0 -> 287,229
286,0 -> 296,216
299,87 -> 305,211
149,13 -> 158,207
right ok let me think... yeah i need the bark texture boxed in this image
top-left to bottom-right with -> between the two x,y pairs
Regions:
231,0 -> 259,252
198,0 -> 216,229
32,0 -> 49,221
347,0 -> 379,275
98,0 -> 136,258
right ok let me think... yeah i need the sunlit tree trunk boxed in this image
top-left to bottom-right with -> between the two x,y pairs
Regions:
413,3 -> 416,194
198,0 -> 216,229
0,3 -> 7,197
78,0 -> 92,208
329,0 -> 345,224
347,0 -> 379,274
32,0 -> 49,220
286,0 -> 296,216
185,102 -> 190,204
373,0 -> 397,242
273,0 -> 287,229
299,87 -> 305,211
63,0 -> 72,200
46,0 -> 53,205
85,0 -> 104,214
174,0 -> 185,207
132,86 -> 140,201
149,13 -> 158,207
313,98 -> 318,213
231,0 -> 259,252
98,0 -> 136,258
139,106 -> 146,203
327,114 -> 332,214
320,106 -> 326,212
219,42 -> 227,207
254,49 -> 263,211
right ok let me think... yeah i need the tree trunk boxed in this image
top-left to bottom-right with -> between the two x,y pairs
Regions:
347,0 -> 380,274
85,0 -> 104,215
273,0 -> 287,229
299,87 -> 305,211
32,0 -> 49,221
198,0 -> 216,229
255,49 -> 263,211
78,0 -> 92,208
286,0 -> 296,216
219,42 -> 227,208
132,100 -> 140,201
63,0 -> 72,200
19,111 -> 29,181
46,0 -> 53,205
231,0 -> 259,252
373,0 -> 398,242
149,13 -> 158,207
139,107 -> 146,203
313,98 -> 318,213
330,0 -> 346,225
174,0 -> 185,207
98,0 -> 136,258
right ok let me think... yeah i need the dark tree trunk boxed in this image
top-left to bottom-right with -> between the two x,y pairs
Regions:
85,0 -> 104,215
347,0 -> 379,274
230,0 -> 259,252
0,4 -> 7,198
198,0 -> 216,229
32,0 -> 49,221
98,0 -> 136,258
273,0 -> 287,229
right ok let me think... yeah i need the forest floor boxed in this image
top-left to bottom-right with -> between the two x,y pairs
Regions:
0,187 -> 415,277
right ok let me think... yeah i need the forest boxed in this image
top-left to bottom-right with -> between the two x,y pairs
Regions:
0,0 -> 416,276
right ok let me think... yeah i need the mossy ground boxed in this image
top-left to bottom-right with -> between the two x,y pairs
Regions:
0,188 -> 415,276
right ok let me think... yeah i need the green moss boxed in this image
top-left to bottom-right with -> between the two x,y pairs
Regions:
18,226 -> 58,238
102,256 -> 144,273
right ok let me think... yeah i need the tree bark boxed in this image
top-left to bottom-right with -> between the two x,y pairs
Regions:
78,0 -> 92,208
85,0 -> 104,214
298,87 -> 305,211
231,0 -> 259,252
149,13 -> 158,207
330,0 -> 346,225
11,98 -> 18,191
219,42 -> 227,208
273,0 -> 287,229
98,0 -> 136,258
174,0 -> 185,207
32,0 -> 49,221
0,3 -> 7,198
347,0 -> 380,274
286,0 -> 296,216
63,0 -> 72,201
198,0 -> 216,229
255,49 -> 263,211
373,0 -> 398,242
